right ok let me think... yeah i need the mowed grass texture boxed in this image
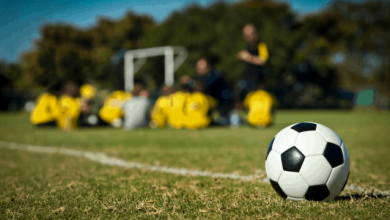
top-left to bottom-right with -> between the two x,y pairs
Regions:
1,149 -> 390,219
0,110 -> 390,219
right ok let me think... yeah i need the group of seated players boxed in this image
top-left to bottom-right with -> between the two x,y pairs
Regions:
30,81 -> 97,130
30,77 -> 275,131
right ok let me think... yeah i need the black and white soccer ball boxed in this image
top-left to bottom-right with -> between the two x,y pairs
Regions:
265,122 -> 350,201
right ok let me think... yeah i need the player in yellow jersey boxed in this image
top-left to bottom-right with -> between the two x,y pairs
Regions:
99,90 -> 132,127
78,83 -> 101,127
56,94 -> 81,130
150,85 -> 175,128
183,82 -> 217,130
30,82 -> 63,127
55,82 -> 82,131
243,86 -> 274,128
164,84 -> 191,129
80,83 -> 97,100
99,79 -> 147,127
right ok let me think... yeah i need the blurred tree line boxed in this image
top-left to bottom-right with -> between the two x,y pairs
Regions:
1,0 -> 389,109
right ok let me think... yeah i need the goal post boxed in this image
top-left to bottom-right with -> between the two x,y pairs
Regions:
124,46 -> 188,91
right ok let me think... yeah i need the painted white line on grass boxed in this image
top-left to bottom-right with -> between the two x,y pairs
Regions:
0,140 -> 389,198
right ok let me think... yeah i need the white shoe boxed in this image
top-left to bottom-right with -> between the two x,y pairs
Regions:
111,118 -> 122,127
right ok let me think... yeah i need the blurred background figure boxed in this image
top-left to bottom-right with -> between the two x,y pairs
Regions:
164,83 -> 191,129
79,83 -> 98,127
30,81 -> 63,127
183,81 -> 217,129
98,80 -> 139,127
55,81 -> 81,131
236,23 -> 269,107
150,85 -> 175,128
243,83 -> 274,128
122,88 -> 153,130
196,58 -> 232,125
232,24 -> 270,128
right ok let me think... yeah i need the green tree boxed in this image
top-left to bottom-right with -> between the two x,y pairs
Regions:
21,12 -> 155,89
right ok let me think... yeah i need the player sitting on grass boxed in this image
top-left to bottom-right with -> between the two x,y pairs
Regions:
122,89 -> 153,130
30,81 -> 63,127
195,58 -> 232,125
183,82 -> 217,130
242,83 -> 274,128
55,81 -> 83,131
98,80 -> 146,127
164,84 -> 192,129
78,83 -> 98,127
150,85 -> 175,128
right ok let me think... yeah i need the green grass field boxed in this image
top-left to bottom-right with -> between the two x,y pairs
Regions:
1,110 -> 390,219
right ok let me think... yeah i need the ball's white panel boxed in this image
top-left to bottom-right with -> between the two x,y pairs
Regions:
300,155 -> 332,186
273,127 -> 299,154
323,191 -> 341,202
316,123 -> 342,146
326,157 -> 350,194
340,142 -> 350,160
265,150 -> 283,181
287,197 -> 304,201
295,131 -> 327,156
278,171 -> 309,198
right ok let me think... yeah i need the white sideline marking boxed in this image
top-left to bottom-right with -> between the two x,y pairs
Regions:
0,141 -> 389,198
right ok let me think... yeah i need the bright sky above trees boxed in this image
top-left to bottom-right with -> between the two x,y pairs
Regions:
0,0 -> 367,62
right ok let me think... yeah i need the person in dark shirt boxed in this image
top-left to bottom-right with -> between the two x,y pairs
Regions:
196,58 -> 232,125
237,23 -> 269,101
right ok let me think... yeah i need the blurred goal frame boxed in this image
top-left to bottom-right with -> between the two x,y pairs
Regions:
124,46 -> 188,91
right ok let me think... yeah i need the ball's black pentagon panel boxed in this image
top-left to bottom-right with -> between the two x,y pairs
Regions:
323,142 -> 344,168
341,172 -> 349,192
305,185 -> 330,201
270,179 -> 287,199
281,147 -> 305,172
266,138 -> 275,160
291,122 -> 317,133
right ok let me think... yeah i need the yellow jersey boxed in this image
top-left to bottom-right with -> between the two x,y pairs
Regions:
151,96 -> 170,128
55,95 -> 81,130
257,42 -> 269,62
99,90 -> 132,124
183,92 -> 216,130
80,84 -> 97,100
30,93 -> 59,125
165,91 -> 189,129
243,90 -> 274,127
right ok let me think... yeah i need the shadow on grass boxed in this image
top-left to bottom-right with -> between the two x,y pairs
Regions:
334,192 -> 389,201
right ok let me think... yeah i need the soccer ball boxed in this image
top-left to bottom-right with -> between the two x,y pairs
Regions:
265,122 -> 350,201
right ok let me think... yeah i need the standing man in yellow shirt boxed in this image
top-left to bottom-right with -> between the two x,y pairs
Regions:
237,23 -> 269,106
235,23 -> 272,127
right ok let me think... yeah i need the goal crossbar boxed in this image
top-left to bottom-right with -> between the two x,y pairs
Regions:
124,46 -> 188,91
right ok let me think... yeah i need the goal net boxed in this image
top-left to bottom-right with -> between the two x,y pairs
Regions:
124,46 -> 188,91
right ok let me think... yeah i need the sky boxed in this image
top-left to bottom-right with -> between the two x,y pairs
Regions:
0,0 -> 364,63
